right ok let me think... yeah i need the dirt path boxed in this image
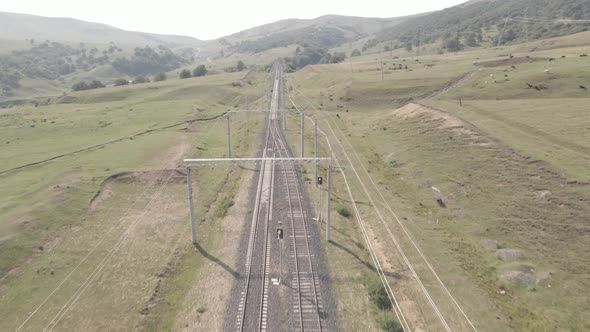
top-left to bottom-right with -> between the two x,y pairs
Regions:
424,72 -> 476,99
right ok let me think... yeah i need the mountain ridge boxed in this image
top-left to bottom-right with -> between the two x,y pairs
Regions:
0,11 -> 203,48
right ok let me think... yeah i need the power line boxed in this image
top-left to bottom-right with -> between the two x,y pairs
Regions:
17,113 -> 228,331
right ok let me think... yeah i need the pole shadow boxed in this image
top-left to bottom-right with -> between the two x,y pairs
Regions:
329,240 -> 402,279
327,191 -> 371,207
193,242 -> 241,279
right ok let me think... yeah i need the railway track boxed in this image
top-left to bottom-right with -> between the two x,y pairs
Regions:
235,72 -> 277,332
271,120 -> 324,331
235,64 -> 324,331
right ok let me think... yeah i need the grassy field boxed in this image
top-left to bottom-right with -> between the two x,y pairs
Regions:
287,31 -> 590,331
2,28 -> 590,331
0,70 -> 267,330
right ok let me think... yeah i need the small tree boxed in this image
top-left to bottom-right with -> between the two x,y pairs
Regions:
179,69 -> 191,79
154,72 -> 167,82
350,49 -> 361,57
443,37 -> 464,52
193,65 -> 207,77
237,60 -> 246,72
337,207 -> 352,218
72,82 -> 88,91
88,80 -> 105,89
367,277 -> 392,310
114,78 -> 129,86
330,52 -> 346,63
133,76 -> 150,84
465,33 -> 479,47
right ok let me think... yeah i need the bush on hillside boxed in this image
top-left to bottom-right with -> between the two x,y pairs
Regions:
443,37 -> 464,52
154,72 -> 167,82
193,65 -> 207,77
71,80 -> 104,91
366,277 -> 392,310
330,52 -> 346,63
114,78 -> 129,86
376,312 -> 403,332
132,76 -> 150,84
72,81 -> 89,91
112,45 -> 189,76
337,207 -> 352,218
88,80 -> 105,89
179,69 -> 191,79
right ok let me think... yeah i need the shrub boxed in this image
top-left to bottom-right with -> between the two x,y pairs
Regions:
366,277 -> 392,310
88,80 -> 105,89
179,69 -> 191,79
193,65 -> 208,77
337,206 -> 352,218
154,72 -> 167,82
132,76 -> 150,84
216,198 -> 235,217
443,37 -> 464,52
71,81 -> 89,91
114,78 -> 129,86
237,60 -> 246,71
330,52 -> 346,63
376,312 -> 403,332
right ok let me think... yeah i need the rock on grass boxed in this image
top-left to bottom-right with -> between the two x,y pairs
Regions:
496,248 -> 526,262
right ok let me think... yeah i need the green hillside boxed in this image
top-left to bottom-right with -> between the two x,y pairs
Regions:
219,15 -> 410,54
0,11 -> 202,48
376,0 -> 590,51
3,1 -> 590,102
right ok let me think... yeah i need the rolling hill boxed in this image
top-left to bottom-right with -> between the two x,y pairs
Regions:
197,14 -> 416,58
375,0 -> 590,51
0,11 -> 203,48
2,0 -> 590,102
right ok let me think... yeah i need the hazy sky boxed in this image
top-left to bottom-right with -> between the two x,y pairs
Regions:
1,0 -> 468,40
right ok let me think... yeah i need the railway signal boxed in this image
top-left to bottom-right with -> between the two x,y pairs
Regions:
317,176 -> 323,186
184,157 -> 332,244
277,228 -> 283,240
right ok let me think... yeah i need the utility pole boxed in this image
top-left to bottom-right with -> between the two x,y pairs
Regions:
246,96 -> 250,133
314,117 -> 318,188
226,114 -> 231,158
186,167 -> 196,244
390,39 -> 393,58
379,52 -> 384,81
326,163 -> 331,241
300,112 -> 304,158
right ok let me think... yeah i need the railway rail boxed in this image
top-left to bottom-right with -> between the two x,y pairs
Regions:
235,64 -> 324,331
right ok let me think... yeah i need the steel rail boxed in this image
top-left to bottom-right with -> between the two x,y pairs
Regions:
271,116 -> 323,331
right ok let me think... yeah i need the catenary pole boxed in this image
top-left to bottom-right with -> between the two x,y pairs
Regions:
227,114 -> 231,158
326,162 -> 331,241
300,112 -> 304,158
186,167 -> 196,244
314,117 -> 318,188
